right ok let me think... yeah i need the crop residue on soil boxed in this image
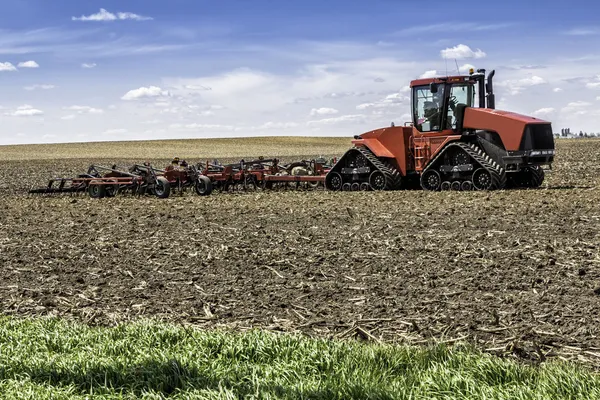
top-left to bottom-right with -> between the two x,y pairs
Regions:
1,138 -> 600,366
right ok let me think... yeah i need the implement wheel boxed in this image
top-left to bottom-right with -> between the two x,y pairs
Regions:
154,177 -> 171,199
195,176 -> 213,196
88,183 -> 105,199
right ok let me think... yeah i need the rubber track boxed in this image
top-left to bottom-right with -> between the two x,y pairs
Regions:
355,146 -> 403,190
423,141 -> 506,190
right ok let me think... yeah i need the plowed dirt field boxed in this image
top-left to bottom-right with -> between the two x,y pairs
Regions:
1,137 -> 600,365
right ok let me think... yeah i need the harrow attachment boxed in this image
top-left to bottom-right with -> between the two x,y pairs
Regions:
28,156 -> 335,198
201,157 -> 333,193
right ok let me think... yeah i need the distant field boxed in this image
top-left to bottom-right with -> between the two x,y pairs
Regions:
0,136 -> 351,161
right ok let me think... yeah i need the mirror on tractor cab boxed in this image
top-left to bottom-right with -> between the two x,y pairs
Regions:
429,82 -> 438,93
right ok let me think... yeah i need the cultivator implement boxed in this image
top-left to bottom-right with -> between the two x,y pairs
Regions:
28,157 -> 335,198
29,163 -> 174,199
201,157 -> 332,192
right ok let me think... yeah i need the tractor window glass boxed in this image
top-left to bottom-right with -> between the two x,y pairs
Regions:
447,84 -> 474,129
413,85 -> 445,132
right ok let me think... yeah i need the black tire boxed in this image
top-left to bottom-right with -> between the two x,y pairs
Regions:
88,183 -> 105,199
461,181 -> 473,191
473,168 -> 493,190
360,182 -> 370,191
515,166 -> 545,188
351,182 -> 360,191
451,181 -> 461,191
369,170 -> 386,191
441,181 -> 451,191
325,172 -> 343,191
421,169 -> 441,191
243,175 -> 257,191
154,177 -> 171,199
195,176 -> 213,196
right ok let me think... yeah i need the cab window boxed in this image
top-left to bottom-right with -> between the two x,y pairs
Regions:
413,85 -> 445,132
447,83 -> 476,129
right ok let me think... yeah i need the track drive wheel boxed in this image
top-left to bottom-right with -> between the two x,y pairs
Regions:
154,177 -> 171,199
195,176 -> 213,196
421,169 -> 441,191
472,168 -> 493,190
369,170 -> 387,191
325,172 -> 343,191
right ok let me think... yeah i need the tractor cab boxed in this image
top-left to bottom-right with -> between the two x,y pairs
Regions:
410,69 -> 495,134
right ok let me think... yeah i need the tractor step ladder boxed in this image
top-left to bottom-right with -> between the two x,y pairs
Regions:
413,137 -> 430,171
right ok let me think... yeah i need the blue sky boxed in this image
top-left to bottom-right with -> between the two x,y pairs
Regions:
0,0 -> 599,144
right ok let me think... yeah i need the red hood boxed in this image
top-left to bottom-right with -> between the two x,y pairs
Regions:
471,108 -> 550,124
463,107 -> 552,151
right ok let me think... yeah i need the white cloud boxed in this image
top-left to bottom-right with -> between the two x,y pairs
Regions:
122,86 -> 171,100
564,28 -> 599,36
257,121 -> 299,129
6,104 -> 44,117
532,107 -> 555,116
170,123 -> 235,130
81,63 -> 97,69
459,63 -> 475,73
356,92 -> 409,111
18,60 -> 39,68
307,114 -> 367,125
0,62 -> 17,72
560,101 -> 592,116
63,105 -> 104,114
553,88 -> 563,92
356,103 -> 375,110
116,12 -> 153,21
72,8 -> 152,22
24,84 -> 56,91
521,76 -> 546,85
420,70 -> 437,79
597,96 -> 600,101
310,107 -> 339,116
61,115 -> 76,120
587,81 -> 600,89
498,76 -> 547,95
440,44 -> 486,59
566,101 -> 591,107
394,23 -> 512,36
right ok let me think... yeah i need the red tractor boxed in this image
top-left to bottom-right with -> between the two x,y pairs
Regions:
325,68 -> 555,191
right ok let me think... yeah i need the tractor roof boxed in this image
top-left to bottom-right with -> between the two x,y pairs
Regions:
410,74 -> 479,88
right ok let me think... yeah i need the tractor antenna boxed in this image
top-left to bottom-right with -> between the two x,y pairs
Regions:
454,59 -> 460,74
445,57 -> 448,77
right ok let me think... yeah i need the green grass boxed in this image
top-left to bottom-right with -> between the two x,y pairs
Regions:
1,317 -> 600,399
